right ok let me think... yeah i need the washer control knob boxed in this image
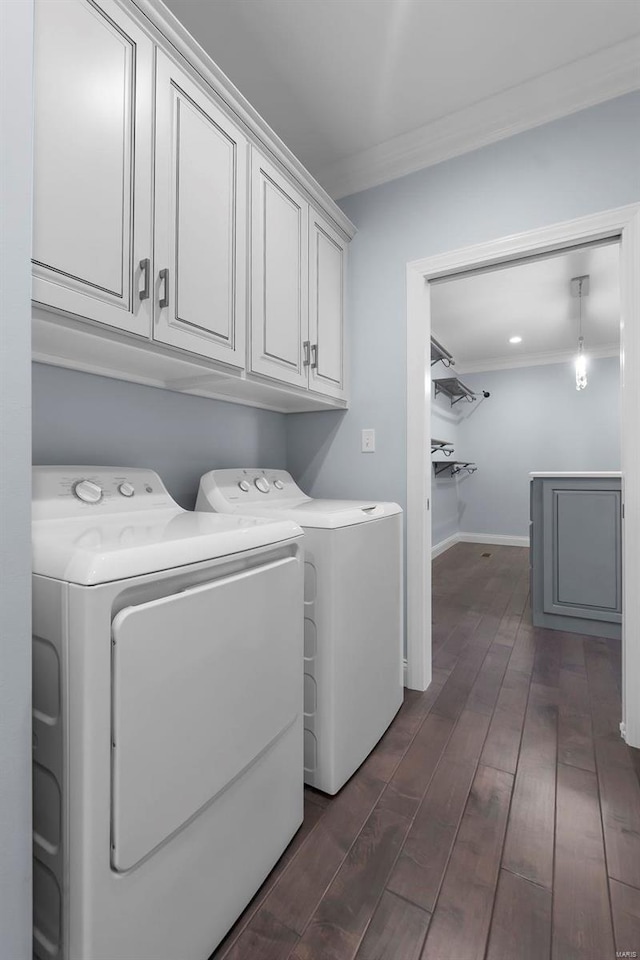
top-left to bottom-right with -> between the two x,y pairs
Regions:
238,480 -> 250,492
118,482 -> 135,498
73,479 -> 103,504
273,479 -> 284,490
254,477 -> 270,494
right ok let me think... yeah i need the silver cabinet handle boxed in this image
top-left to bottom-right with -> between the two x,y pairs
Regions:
159,268 -> 169,308
303,340 -> 311,367
139,258 -> 150,301
311,343 -> 318,369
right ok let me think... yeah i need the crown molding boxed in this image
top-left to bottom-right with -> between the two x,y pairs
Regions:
455,343 -> 619,375
320,35 -> 640,200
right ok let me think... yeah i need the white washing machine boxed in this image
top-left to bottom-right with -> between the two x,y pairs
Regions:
196,468 -> 403,795
32,466 -> 304,960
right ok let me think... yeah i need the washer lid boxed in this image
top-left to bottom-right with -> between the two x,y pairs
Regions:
196,469 -> 402,528
215,499 -> 403,529
33,509 -> 302,585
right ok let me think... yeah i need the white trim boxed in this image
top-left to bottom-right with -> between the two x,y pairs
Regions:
127,0 -> 356,240
403,658 -> 408,687
406,264 -> 432,691
321,37 -> 640,199
455,343 -> 619,375
620,721 -> 628,742
432,533 -> 459,558
459,533 -> 530,549
406,204 -> 640,752
619,204 -> 640,749
432,532 -> 530,557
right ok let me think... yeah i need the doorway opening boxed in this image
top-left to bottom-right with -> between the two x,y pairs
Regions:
430,240 -> 621,707
405,204 -> 640,750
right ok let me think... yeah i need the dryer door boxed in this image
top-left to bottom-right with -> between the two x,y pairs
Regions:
110,555 -> 301,871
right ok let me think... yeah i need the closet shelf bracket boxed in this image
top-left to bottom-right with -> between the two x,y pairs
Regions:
431,438 -> 454,456
430,336 -> 455,368
434,377 -> 490,406
433,461 -> 477,477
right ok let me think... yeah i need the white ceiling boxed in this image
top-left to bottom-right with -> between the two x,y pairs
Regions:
431,242 -> 620,373
161,0 -> 640,196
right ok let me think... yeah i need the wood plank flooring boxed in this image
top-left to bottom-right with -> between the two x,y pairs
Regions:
210,543 -> 640,960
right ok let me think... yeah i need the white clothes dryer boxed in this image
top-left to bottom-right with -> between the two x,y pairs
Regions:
196,468 -> 403,795
32,466 -> 304,960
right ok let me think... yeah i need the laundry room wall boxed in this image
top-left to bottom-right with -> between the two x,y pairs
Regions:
1,2 -> 33,958
454,355 -> 621,540
285,92 -> 640,523
32,364 -> 288,508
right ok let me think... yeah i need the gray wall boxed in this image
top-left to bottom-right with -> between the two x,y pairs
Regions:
285,93 -> 640,520
32,365 -> 288,509
1,2 -> 33,957
435,357 -> 621,542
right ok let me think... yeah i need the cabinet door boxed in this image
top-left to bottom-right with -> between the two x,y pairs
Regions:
542,479 -> 622,623
308,210 -> 347,401
250,149 -> 309,389
153,53 -> 247,366
32,0 -> 153,337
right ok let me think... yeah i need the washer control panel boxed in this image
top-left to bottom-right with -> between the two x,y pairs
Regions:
198,468 -> 308,508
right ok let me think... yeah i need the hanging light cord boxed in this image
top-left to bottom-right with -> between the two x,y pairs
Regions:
578,278 -> 584,352
575,278 -> 587,391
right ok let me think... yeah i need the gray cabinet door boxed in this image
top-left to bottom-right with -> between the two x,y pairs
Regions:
542,481 -> 621,622
531,477 -> 622,638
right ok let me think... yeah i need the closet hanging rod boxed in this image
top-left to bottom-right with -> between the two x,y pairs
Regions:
434,377 -> 490,406
431,438 -> 454,456
430,336 -> 455,368
433,460 -> 477,477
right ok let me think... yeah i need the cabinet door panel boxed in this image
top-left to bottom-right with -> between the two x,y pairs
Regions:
32,0 -> 152,336
250,150 -> 308,389
154,53 -> 246,366
309,210 -> 346,400
542,482 -> 622,622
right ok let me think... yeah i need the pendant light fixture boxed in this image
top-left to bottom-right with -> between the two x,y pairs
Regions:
571,275 -> 589,391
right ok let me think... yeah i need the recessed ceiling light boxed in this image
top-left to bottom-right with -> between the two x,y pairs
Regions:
509,336 -> 522,344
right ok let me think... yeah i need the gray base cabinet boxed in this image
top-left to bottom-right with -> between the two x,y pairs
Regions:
530,476 -> 622,640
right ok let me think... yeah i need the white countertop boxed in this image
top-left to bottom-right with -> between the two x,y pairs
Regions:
529,471 -> 622,478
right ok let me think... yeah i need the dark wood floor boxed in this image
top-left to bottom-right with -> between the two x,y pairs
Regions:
211,543 -> 640,960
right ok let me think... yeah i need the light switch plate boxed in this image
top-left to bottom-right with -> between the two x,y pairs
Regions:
361,428 -> 376,453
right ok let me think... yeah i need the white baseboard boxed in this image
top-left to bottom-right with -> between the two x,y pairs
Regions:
432,532 -> 530,557
431,533 -> 460,558
459,532 -> 530,548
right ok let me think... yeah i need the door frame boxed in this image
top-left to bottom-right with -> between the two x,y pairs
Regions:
405,203 -> 640,749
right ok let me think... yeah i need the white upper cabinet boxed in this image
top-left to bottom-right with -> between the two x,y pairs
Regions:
250,150 -> 309,389
309,210 -> 347,401
153,53 -> 247,367
32,0 -> 153,337
31,0 -> 354,411
250,149 -> 347,401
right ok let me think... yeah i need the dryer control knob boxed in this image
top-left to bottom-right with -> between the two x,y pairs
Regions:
73,479 -> 103,504
254,477 -> 270,494
238,480 -> 250,492
273,479 -> 284,490
118,482 -> 135,498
